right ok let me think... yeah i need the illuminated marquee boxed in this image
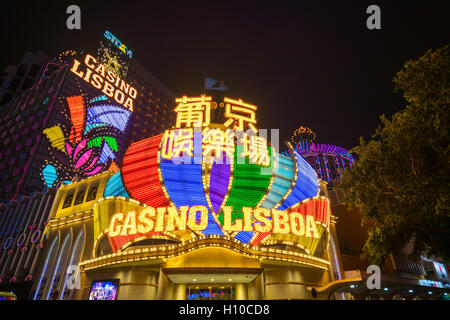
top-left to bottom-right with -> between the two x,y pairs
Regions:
160,128 -> 270,166
70,54 -> 137,111
97,94 -> 325,254
108,205 -> 321,237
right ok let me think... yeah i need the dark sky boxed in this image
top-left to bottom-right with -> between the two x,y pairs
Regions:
1,0 -> 449,150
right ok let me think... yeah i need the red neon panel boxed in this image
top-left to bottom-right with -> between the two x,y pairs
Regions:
66,96 -> 85,143
108,231 -> 161,253
250,198 -> 330,246
121,134 -> 170,207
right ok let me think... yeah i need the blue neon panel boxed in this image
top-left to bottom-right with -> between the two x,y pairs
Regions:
84,123 -> 106,134
260,154 -> 295,209
99,143 -> 115,163
278,149 -> 319,210
42,164 -> 58,188
159,131 -> 223,235
90,95 -> 108,103
86,105 -> 131,132
104,171 -> 129,198
234,231 -> 253,244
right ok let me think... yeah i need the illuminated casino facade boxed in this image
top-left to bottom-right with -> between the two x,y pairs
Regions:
27,94 -> 346,300
0,44 -> 175,204
0,31 -> 176,297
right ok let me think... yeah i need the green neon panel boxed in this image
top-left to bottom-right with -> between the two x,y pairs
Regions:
104,136 -> 118,151
219,145 -> 273,224
87,136 -> 118,151
88,137 -> 103,148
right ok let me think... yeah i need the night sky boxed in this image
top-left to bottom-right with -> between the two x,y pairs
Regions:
1,0 -> 449,150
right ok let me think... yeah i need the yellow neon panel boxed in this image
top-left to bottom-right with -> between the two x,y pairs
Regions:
43,126 -> 66,152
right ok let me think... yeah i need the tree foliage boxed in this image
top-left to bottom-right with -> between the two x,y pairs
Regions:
340,44 -> 450,265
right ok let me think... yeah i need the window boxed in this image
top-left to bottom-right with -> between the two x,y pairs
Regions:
28,64 -> 40,77
62,192 -> 75,208
74,188 -> 86,205
86,185 -> 98,202
96,236 -> 113,256
22,78 -> 33,90
16,65 -> 26,77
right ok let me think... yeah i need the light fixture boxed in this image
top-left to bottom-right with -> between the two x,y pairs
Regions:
408,290 -> 414,293
192,279 -> 197,282
210,278 -> 215,282
428,291 -> 432,295
228,278 -> 232,282
383,288 -> 389,291
350,285 -> 356,289
444,293 -> 448,296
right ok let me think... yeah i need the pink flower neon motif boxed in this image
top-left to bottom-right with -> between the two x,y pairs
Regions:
84,156 -> 99,171
66,142 -> 73,157
75,148 -> 92,169
73,139 -> 87,160
66,138 -> 103,176
84,166 -> 103,175
42,95 -> 128,186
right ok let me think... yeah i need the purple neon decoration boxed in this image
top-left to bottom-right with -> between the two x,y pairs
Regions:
283,142 -> 354,163
74,148 -> 93,169
31,229 -> 41,244
16,233 -> 26,247
209,153 -> 231,214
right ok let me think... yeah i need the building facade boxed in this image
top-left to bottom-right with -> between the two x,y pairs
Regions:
310,174 -> 450,300
0,50 -> 176,204
284,140 -> 354,190
29,94 -> 344,300
0,37 -> 177,297
283,129 -> 449,300
0,51 -> 51,111
0,188 -> 56,299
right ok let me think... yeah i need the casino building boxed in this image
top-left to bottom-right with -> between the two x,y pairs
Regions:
0,30 -> 176,297
283,126 -> 353,190
30,95 -> 345,300
284,128 -> 450,300
0,44 -> 175,204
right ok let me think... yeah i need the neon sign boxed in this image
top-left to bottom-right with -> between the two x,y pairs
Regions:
70,54 -> 137,111
104,30 -> 133,58
95,95 -> 326,253
108,205 -> 321,238
160,128 -> 270,166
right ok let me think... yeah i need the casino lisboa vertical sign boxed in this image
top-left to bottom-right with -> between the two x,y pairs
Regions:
41,49 -> 138,188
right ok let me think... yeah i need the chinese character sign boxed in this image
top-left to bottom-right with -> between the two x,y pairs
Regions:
174,95 -> 212,128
